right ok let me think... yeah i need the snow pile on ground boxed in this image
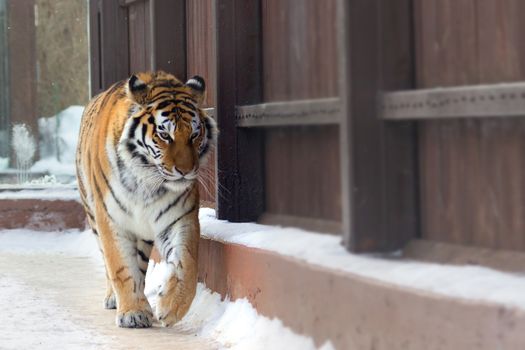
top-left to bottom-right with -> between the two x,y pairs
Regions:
33,105 -> 84,176
145,261 -> 334,350
31,157 -> 78,176
0,157 -> 8,170
198,208 -> 525,311
0,228 -> 330,350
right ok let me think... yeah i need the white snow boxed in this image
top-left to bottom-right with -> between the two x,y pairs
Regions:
0,276 -> 102,350
0,157 -> 8,170
0,228 -> 330,350
0,228 -> 100,262
145,261 -> 333,350
33,105 -> 84,176
0,187 -> 80,202
11,124 -> 37,184
11,124 -> 37,167
198,208 -> 525,311
31,157 -> 76,176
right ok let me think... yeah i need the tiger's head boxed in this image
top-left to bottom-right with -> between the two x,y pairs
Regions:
120,71 -> 217,189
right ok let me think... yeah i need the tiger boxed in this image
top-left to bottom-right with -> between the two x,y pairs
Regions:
75,71 -> 216,328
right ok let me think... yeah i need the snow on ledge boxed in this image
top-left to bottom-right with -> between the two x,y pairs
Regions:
146,261 -> 335,350
199,207 -> 525,311
0,187 -> 80,202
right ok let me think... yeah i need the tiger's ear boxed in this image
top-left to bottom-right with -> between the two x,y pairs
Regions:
127,74 -> 149,105
185,75 -> 206,106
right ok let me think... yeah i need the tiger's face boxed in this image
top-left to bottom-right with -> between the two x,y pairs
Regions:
120,72 -> 216,187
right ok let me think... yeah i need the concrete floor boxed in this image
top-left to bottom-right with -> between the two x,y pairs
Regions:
0,252 -> 217,350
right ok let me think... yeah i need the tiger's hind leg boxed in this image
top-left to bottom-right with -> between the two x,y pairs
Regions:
103,273 -> 117,309
96,212 -> 153,328
89,225 -> 117,309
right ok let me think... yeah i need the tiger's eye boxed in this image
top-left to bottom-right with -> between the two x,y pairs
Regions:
159,132 -> 171,141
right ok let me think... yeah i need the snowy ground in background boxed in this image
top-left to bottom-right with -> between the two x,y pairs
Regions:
0,106 -> 83,189
0,228 -> 332,350
32,105 -> 84,176
198,208 -> 525,311
0,186 -> 80,201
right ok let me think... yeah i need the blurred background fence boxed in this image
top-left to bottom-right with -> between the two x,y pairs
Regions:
0,0 -> 88,182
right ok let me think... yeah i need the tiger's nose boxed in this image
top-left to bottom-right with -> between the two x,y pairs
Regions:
173,166 -> 189,176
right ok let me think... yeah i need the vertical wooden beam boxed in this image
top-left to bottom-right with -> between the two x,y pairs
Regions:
0,0 -> 9,156
234,1 -> 264,221
214,0 -> 237,220
151,0 -> 186,78
88,0 -> 101,97
7,0 -> 37,134
89,0 -> 129,96
338,0 -> 418,252
215,0 -> 264,221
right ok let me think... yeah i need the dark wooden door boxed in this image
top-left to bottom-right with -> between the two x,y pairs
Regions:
89,0 -> 185,96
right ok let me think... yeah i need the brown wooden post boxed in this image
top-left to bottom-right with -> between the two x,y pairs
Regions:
0,0 -> 9,156
7,0 -> 37,134
215,0 -> 264,221
338,0 -> 418,252
89,0 -> 187,91
89,0 -> 130,96
151,0 -> 186,78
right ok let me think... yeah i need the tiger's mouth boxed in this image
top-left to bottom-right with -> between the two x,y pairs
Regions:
158,168 -> 197,182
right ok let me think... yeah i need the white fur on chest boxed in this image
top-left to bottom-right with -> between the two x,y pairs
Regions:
107,180 -> 189,241
103,137 -> 195,241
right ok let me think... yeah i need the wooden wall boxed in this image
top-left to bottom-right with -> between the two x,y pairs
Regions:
0,0 -> 9,156
264,126 -> 341,229
89,0 -> 525,252
186,0 -> 216,205
186,0 -> 215,108
7,0 -> 37,133
261,0 -> 338,102
415,0 -> 525,250
127,0 -> 151,73
260,0 -> 341,231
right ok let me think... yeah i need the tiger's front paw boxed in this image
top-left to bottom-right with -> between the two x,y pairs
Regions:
116,308 -> 153,328
155,275 -> 196,327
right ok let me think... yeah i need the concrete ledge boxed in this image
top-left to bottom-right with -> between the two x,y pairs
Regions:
0,198 -> 85,231
198,238 -> 525,350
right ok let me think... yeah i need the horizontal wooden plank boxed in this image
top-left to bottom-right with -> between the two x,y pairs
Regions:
236,98 -> 340,127
119,0 -> 146,7
381,82 -> 525,120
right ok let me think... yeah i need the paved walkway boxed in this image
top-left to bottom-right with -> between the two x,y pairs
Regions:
0,252 -> 217,350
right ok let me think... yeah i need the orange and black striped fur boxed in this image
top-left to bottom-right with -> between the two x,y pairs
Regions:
76,71 -> 216,328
